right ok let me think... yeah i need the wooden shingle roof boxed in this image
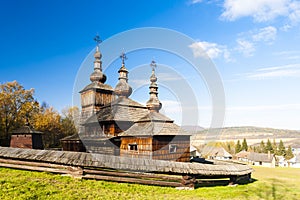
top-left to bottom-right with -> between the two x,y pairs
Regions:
235,150 -> 250,158
202,146 -> 232,158
84,97 -> 148,124
0,147 -> 253,176
11,126 -> 42,134
79,82 -> 113,93
119,112 -> 190,136
248,152 -> 274,163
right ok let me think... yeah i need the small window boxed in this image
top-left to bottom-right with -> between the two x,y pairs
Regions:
169,144 -> 177,153
128,144 -> 138,151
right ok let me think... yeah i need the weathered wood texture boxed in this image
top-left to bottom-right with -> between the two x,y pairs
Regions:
0,147 -> 253,187
10,134 -> 33,149
120,137 -> 152,159
0,147 -> 252,176
119,136 -> 190,162
10,133 -> 43,150
152,136 -> 190,162
61,140 -> 86,152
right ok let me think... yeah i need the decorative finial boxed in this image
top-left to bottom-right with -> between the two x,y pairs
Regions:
120,51 -> 127,65
90,34 -> 106,83
94,34 -> 102,46
150,60 -> 156,71
114,52 -> 132,98
146,60 -> 161,112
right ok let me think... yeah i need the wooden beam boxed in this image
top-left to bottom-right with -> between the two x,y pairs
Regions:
0,158 -> 67,170
84,168 -> 181,181
83,174 -> 182,187
0,162 -> 69,174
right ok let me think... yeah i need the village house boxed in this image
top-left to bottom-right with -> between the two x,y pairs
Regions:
276,155 -> 288,167
201,146 -> 232,160
248,152 -> 276,168
288,153 -> 300,168
235,150 -> 250,162
61,38 -> 191,162
190,145 -> 201,158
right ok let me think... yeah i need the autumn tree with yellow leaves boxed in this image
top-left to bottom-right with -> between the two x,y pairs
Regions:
0,81 -> 78,148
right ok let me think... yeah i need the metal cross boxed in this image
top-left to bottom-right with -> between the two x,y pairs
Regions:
120,52 -> 127,64
150,60 -> 157,71
94,34 -> 102,46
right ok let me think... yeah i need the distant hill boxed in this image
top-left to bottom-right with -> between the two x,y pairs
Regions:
181,125 -> 205,133
191,126 -> 300,147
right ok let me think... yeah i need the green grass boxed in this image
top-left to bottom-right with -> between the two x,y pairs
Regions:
0,166 -> 299,200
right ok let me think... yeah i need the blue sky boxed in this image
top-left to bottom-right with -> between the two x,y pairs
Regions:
1,0 -> 300,130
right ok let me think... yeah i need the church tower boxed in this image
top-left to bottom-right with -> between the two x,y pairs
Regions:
146,60 -> 162,112
79,35 -> 115,123
114,52 -> 132,98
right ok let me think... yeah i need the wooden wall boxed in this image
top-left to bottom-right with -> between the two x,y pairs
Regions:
120,137 -> 153,159
84,139 -> 120,156
10,134 -> 44,150
10,134 -> 32,149
80,89 -> 115,123
152,136 -> 190,162
120,135 -> 190,162
61,140 -> 86,152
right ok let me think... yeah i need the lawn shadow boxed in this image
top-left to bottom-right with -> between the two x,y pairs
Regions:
194,178 -> 257,189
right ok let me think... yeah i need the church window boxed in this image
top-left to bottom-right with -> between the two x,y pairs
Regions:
128,144 -> 138,151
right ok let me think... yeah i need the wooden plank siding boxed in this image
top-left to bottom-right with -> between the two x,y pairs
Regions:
152,136 -> 190,162
120,136 -> 190,162
10,134 -> 33,149
120,137 -> 153,159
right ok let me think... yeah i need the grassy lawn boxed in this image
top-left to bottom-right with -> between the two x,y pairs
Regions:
0,166 -> 299,200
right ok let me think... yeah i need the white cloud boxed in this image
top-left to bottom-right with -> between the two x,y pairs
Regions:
222,0 -> 289,21
189,41 -> 232,61
273,51 -> 300,60
252,26 -> 277,44
244,64 -> 300,79
190,0 -> 203,4
235,39 -> 255,57
234,26 -> 277,56
193,0 -> 300,27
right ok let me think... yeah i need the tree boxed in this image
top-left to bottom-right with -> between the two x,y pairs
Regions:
0,81 -> 39,138
272,139 -> 278,155
265,139 -> 273,154
61,106 -> 79,137
285,146 -> 294,160
241,138 -> 248,151
235,140 -> 242,153
33,107 -> 62,148
259,140 -> 265,153
278,140 -> 286,156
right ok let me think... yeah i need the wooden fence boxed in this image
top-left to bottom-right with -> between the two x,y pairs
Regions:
0,147 -> 252,188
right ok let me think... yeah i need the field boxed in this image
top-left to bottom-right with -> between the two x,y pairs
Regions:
0,166 -> 299,200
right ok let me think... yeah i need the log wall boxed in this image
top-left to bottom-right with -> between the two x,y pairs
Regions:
10,134 -> 32,149
120,137 -> 152,159
152,136 -> 190,162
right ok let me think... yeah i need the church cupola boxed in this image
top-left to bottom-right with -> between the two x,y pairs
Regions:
79,35 -> 115,124
146,60 -> 162,112
114,52 -> 132,98
90,35 -> 107,84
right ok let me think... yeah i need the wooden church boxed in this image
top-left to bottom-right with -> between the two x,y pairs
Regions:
61,37 -> 190,162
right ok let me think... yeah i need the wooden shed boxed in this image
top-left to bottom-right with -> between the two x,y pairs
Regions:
10,125 -> 43,149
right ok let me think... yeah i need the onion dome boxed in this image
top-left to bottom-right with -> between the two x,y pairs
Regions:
146,60 -> 162,112
114,52 -> 132,98
90,35 -> 107,83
